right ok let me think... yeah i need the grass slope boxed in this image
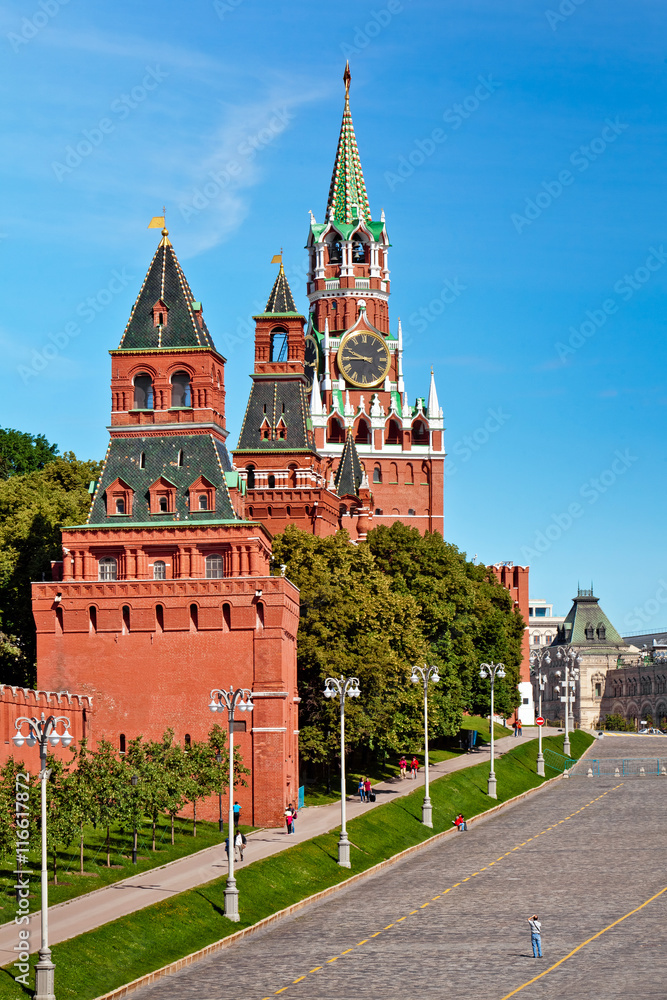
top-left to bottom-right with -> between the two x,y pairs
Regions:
1,732 -> 592,1000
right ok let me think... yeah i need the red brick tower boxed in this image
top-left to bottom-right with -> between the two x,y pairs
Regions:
305,64 -> 446,534
33,228 -> 300,826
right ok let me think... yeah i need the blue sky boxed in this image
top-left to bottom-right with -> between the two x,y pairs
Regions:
1,0 -> 665,632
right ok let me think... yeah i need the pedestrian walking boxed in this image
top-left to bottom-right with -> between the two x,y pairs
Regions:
233,800 -> 241,828
290,803 -> 297,832
364,777 -> 372,802
234,831 -> 246,861
410,757 -> 419,779
528,915 -> 542,958
399,756 -> 407,779
517,719 -> 523,737
513,718 -> 519,737
285,804 -> 294,834
358,778 -> 365,802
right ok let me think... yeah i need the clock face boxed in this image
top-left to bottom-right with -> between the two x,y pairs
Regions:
304,335 -> 318,390
338,331 -> 391,388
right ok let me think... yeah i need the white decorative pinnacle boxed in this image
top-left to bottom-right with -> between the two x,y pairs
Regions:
309,209 -> 316,224
344,390 -> 354,417
323,317 -> 332,392
427,368 -> 440,419
397,318 -> 405,395
310,373 -> 324,416
370,393 -> 382,418
402,391 -> 412,420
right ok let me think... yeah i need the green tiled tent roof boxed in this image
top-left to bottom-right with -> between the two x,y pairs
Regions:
88,433 -> 239,524
118,235 -> 215,351
334,430 -> 363,498
555,591 -> 626,648
325,70 -> 371,226
235,379 -> 315,453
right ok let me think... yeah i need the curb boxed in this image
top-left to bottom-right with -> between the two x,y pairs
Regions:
93,762 -> 573,1000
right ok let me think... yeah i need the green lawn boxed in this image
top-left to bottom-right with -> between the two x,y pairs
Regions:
0,814 -> 252,916
0,732 -> 593,1000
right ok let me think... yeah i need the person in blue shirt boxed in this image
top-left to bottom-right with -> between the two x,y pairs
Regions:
233,801 -> 241,829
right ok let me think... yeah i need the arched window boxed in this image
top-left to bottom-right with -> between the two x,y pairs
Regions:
270,328 -> 288,362
222,603 -> 231,631
408,508 -> 416,516
327,415 -> 345,443
405,463 -> 414,484
256,602 -> 265,630
373,465 -> 382,484
55,605 -> 64,633
351,237 -> 367,263
247,506 -> 254,518
355,418 -> 371,445
286,505 -> 292,517
89,606 -> 97,633
171,371 -> 191,407
206,554 -> 224,579
412,419 -> 429,445
246,465 -> 256,490
139,451 -> 146,469
597,625 -> 606,640
115,498 -> 125,514
120,734 -> 126,754
386,419 -> 401,445
99,557 -> 117,581
155,604 -> 164,631
198,494 -> 208,510
159,497 -> 168,513
122,605 -> 130,633
189,604 -> 198,631
585,625 -> 594,640
389,462 -> 398,483
421,463 -> 430,485
288,464 -> 298,487
326,235 -> 342,265
268,474 -> 276,489
133,374 -> 154,410
153,560 -> 166,580
375,508 -> 384,515
184,734 -> 191,748
177,449 -> 184,467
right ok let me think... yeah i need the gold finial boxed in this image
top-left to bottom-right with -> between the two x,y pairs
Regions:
343,61 -> 351,99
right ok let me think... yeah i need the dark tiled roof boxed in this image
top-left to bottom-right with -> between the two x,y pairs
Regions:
236,378 -> 315,452
118,236 -> 215,351
264,264 -> 298,315
555,593 -> 626,648
88,433 -> 238,524
334,430 -> 363,498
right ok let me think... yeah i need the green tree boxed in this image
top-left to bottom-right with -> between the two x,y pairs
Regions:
157,730 -> 189,845
126,737 -> 167,852
45,755 -> 83,885
182,740 -> 217,837
76,739 -> 127,867
271,526 -> 429,769
0,428 -> 59,479
0,453 -> 101,684
205,724 -> 250,833
65,741 -> 97,873
367,523 -> 524,720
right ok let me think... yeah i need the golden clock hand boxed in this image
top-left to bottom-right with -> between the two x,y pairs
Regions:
346,351 -> 373,362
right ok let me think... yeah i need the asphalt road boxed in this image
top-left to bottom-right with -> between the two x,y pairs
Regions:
129,734 -> 667,1000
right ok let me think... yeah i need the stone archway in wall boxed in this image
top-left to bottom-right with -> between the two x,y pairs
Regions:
640,704 -> 654,727
656,702 -> 667,731
626,701 -> 639,727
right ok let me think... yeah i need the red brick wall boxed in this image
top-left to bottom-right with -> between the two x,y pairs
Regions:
33,575 -> 299,827
0,686 -> 92,772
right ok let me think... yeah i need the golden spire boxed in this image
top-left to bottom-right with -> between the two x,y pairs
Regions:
343,61 -> 351,101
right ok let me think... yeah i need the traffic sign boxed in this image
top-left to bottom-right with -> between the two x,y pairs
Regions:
535,716 -> 545,726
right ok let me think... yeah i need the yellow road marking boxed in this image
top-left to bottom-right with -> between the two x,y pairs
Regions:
292,977 -> 306,983
309,967 -> 322,973
410,909 -> 418,914
384,923 -> 394,929
396,917 -> 407,922
326,957 -> 337,963
420,902 -> 429,907
357,940 -> 368,945
275,989 -> 289,994
499,885 -> 667,1000
341,949 -> 353,955
432,895 -> 441,899
370,932 -> 381,937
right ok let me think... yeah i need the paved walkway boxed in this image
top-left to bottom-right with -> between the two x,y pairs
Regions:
131,734 -> 667,1000
0,729 -> 531,963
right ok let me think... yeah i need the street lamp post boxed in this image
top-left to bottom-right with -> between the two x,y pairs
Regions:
324,676 -> 361,868
411,664 -> 440,827
529,649 -> 551,777
12,713 -> 73,1000
130,774 -> 139,865
479,662 -> 505,799
553,647 -> 581,758
209,687 -> 254,921
215,752 -> 224,833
